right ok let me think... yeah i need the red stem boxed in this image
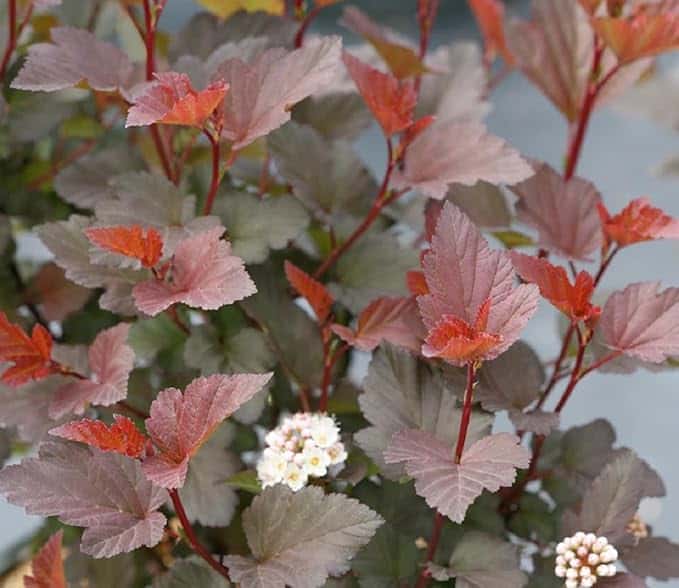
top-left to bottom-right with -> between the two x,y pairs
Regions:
169,489 -> 231,581
202,130 -> 222,215
116,400 -> 148,420
314,138 -> 395,279
535,324 -> 574,411
294,5 -> 321,48
553,326 -> 587,413
0,0 -> 17,80
318,343 -> 348,412
414,0 -> 439,96
416,362 -> 478,588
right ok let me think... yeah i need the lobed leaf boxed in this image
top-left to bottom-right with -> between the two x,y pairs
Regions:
50,415 -> 146,458
284,261 -> 334,324
0,311 -> 55,386
24,531 -> 67,588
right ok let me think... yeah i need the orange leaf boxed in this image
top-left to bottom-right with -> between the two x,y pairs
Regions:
422,299 -> 503,363
342,52 -> 417,137
407,270 -> 429,296
592,1 -> 679,63
24,531 -> 67,588
0,312 -> 55,386
85,225 -> 163,268
50,415 -> 147,458
284,260 -> 334,324
511,253 -> 600,322
598,197 -> 679,247
468,0 -> 515,65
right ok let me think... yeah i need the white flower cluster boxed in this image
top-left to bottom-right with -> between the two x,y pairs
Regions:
555,532 -> 618,588
256,412 -> 348,491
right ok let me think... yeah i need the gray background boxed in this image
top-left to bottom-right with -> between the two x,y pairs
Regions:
2,1 -> 678,585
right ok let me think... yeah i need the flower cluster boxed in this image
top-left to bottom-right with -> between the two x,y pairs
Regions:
256,413 -> 348,491
555,532 -> 618,588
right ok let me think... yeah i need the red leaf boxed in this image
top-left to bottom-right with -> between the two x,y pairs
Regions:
421,298 -> 504,363
24,531 -> 66,588
342,52 -> 416,137
406,270 -> 429,296
331,296 -> 425,352
598,197 -> 679,248
85,225 -> 163,268
284,260 -> 334,324
143,373 -> 272,488
126,72 -> 228,128
510,253 -> 600,322
418,202 -> 539,366
28,263 -> 91,322
50,415 -> 146,458
593,1 -> 679,64
468,0 -> 515,64
0,312 -> 55,386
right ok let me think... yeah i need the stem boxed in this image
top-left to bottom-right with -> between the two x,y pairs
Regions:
116,400 -> 148,420
8,260 -> 51,334
202,130 -> 222,215
314,138 -> 395,279
166,306 -> 190,335
169,489 -> 231,581
553,326 -> 587,413
594,246 -> 619,286
414,0 -> 439,96
294,5 -> 321,48
318,343 -> 348,412
0,0 -> 17,80
534,324 -> 574,411
299,386 -> 311,412
416,362 -> 478,588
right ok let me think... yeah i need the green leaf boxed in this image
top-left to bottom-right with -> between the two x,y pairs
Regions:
59,114 -> 104,139
129,314 -> 186,362
153,557 -> 230,587
225,470 -> 262,494
447,181 -> 511,228
491,230 -> 536,249
508,493 -> 558,544
293,93 -> 372,141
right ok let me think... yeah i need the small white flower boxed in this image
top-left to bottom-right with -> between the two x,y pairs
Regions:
555,532 -> 617,587
327,442 -> 348,465
555,566 -> 567,578
283,463 -> 308,491
311,415 -> 339,448
257,450 -> 287,488
581,577 -> 595,588
302,446 -> 330,477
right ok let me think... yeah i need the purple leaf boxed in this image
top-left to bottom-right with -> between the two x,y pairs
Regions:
0,440 -> 167,558
623,537 -> 679,580
384,429 -> 530,523
600,282 -> 679,363
391,120 -> 533,199
12,27 -> 135,94
508,409 -> 559,436
511,161 -> 603,260
50,324 -> 134,419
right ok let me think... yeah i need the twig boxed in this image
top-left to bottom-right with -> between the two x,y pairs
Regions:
202,130 -> 222,215
318,342 -> 349,412
294,5 -> 321,48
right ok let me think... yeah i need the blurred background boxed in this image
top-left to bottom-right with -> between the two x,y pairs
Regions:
3,1 -> 679,585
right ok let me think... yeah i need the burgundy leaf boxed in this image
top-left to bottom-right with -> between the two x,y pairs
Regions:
0,440 -> 167,558
284,260 -> 334,324
143,373 -> 272,488
418,202 -> 539,365
11,27 -> 135,94
508,409 -> 559,436
24,531 -> 66,588
133,227 -> 256,316
384,429 -> 530,523
391,120 -> 532,199
50,324 -> 134,418
511,161 -> 603,260
212,37 -> 341,149
600,282 -> 679,363
623,536 -> 679,581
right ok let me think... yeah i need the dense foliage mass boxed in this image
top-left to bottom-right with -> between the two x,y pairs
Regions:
1,0 -> 679,586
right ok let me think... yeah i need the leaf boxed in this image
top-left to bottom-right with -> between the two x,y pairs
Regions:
0,311 -> 55,386
143,373 -> 272,488
623,536 -> 679,580
341,52 -> 416,136
24,531 -> 67,588
28,263 -> 91,322
341,6 -> 428,79
50,415 -> 146,458
225,469 -> 263,494
602,575 -> 649,588
417,42 -> 490,123
128,314 -> 187,362
0,440 -> 168,558
392,120 -> 533,199
592,3 -> 679,64
598,197 -> 679,247
127,72 -> 228,128
215,193 -> 310,264
154,557 -> 231,587
284,261 -> 334,324
223,485 -> 383,588
506,0 -> 649,122
599,282 -> 679,363
427,531 -> 527,588
195,0 -> 285,20
385,430 -> 530,523
468,0 -> 515,64
179,424 -> 240,526
510,253 -> 599,322
331,296 -> 424,352
50,323 -> 135,418
268,122 -> 377,219
508,410 -> 560,436
292,93 -> 372,141
446,181 -> 511,228
355,344 -> 491,480
213,36 -> 342,149
492,230 -> 536,249
563,449 -> 646,543
85,225 -> 164,269
11,26 -> 135,93
133,227 -> 256,316
511,161 -> 603,260
418,202 -> 539,365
